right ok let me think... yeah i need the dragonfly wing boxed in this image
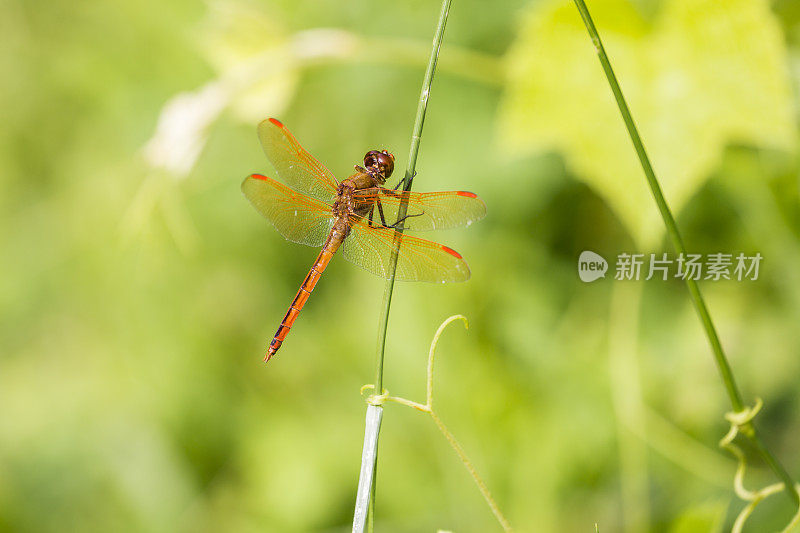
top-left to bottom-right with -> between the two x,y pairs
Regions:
352,188 -> 486,231
257,118 -> 338,201
242,174 -> 333,247
342,216 -> 470,282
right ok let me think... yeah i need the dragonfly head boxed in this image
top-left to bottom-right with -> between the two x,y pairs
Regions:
364,150 -> 395,181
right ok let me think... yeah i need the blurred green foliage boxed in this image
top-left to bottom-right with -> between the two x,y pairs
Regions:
502,0 -> 796,246
1,0 -> 799,531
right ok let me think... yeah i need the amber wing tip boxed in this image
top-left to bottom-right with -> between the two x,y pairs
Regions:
268,117 -> 283,127
441,245 -> 463,260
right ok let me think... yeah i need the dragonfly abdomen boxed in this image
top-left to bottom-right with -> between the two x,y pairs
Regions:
265,235 -> 343,361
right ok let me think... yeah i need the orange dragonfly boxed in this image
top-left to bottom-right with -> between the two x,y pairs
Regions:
243,118 -> 486,361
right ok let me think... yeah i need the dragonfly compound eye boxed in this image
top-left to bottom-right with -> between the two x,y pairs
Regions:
364,150 -> 394,177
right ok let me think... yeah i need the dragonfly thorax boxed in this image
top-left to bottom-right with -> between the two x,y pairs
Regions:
332,182 -> 357,219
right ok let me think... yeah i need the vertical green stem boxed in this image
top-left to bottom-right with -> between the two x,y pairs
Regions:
570,0 -> 798,506
374,0 -> 452,393
353,2 -> 453,531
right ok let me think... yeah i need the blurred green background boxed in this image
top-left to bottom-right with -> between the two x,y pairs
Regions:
2,0 -> 800,531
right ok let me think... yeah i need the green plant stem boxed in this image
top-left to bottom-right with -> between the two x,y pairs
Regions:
353,2 -> 452,530
352,404 -> 382,533
571,0 -> 798,507
374,0 -> 452,393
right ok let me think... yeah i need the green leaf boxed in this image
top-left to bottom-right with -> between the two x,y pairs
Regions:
500,0 -> 796,245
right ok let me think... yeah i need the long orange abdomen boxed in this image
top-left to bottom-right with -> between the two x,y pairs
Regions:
266,244 -> 337,361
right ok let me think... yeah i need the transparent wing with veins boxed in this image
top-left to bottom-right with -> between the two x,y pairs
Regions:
257,118 -> 339,202
242,174 -> 333,247
342,214 -> 471,283
353,188 -> 486,231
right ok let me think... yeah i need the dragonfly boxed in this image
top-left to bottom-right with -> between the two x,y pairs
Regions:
243,118 -> 486,361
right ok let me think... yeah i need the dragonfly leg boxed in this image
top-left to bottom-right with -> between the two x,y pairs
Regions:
390,171 -> 415,191
367,205 -> 376,227
387,211 -> 424,230
374,195 -> 424,230
376,198 -> 389,227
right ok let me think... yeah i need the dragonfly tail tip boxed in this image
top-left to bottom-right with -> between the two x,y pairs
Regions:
264,344 -> 280,363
